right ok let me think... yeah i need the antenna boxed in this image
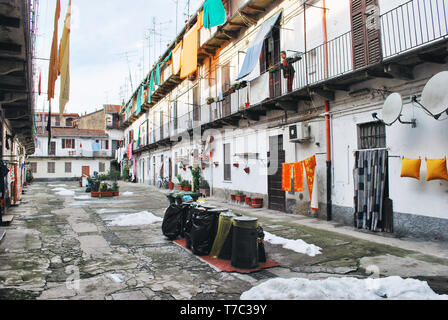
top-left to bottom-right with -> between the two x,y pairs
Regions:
372,93 -> 416,127
412,71 -> 448,120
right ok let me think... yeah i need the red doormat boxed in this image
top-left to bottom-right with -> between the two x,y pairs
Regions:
173,238 -> 279,274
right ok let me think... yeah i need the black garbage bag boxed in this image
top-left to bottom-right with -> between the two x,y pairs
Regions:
257,226 -> 267,263
85,187 -> 91,193
161,204 -> 184,240
184,206 -> 196,249
190,210 -> 218,256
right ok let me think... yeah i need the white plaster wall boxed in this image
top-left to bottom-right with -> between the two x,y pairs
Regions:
31,159 -> 110,180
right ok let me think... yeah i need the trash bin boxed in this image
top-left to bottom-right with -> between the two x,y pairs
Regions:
184,204 -> 198,249
162,204 -> 184,240
231,216 -> 259,269
209,212 -> 237,258
190,208 -> 216,256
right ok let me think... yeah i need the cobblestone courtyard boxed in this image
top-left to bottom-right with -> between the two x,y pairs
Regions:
0,181 -> 447,300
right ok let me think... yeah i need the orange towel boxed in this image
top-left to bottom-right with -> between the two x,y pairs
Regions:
293,162 -> 304,192
180,22 -> 199,79
282,163 -> 292,192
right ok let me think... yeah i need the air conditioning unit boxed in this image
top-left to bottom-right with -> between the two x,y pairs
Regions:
289,122 -> 312,143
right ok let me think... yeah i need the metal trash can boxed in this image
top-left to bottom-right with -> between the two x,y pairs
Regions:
231,216 -> 259,269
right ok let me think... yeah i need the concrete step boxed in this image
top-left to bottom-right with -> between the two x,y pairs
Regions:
0,215 -> 14,226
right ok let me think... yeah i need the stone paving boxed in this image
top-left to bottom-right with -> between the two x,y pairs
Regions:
0,181 -> 447,300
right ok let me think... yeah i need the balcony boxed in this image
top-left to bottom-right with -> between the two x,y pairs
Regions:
133,0 -> 448,152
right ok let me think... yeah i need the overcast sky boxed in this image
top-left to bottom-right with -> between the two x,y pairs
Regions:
35,0 -> 203,116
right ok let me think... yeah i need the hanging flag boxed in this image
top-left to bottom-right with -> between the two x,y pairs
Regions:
38,71 -> 42,96
172,41 -> 183,75
47,0 -> 61,101
203,0 -> 226,29
58,0 -> 71,118
304,155 -> 317,208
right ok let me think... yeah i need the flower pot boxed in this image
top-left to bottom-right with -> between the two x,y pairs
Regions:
100,191 -> 114,197
183,186 -> 191,191
230,194 -> 236,201
233,163 -> 239,168
245,197 -> 252,205
235,195 -> 246,202
214,162 -> 219,167
169,182 -> 174,190
200,188 -> 210,197
251,197 -> 263,208
243,167 -> 250,174
91,192 -> 100,198
113,191 -> 119,196
178,185 -> 183,190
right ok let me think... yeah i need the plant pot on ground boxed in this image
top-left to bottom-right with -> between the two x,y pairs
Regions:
251,197 -> 263,208
230,194 -> 236,201
245,197 -> 252,206
181,180 -> 192,191
199,177 -> 210,197
235,191 -> 246,202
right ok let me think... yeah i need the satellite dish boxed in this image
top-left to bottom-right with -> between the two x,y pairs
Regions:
382,93 -> 403,125
420,71 -> 448,117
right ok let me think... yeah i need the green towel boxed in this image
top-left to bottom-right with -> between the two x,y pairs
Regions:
203,0 -> 226,29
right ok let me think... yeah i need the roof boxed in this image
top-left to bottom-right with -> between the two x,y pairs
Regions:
35,112 -> 80,118
104,105 -> 122,113
45,127 -> 107,138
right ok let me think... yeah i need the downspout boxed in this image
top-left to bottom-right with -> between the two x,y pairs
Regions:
323,0 -> 332,221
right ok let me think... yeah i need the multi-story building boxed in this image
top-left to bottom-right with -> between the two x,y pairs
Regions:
0,0 -> 37,228
30,109 -> 120,180
118,0 -> 448,241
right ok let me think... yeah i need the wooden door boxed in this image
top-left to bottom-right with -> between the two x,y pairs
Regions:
267,135 -> 285,212
221,63 -> 231,117
350,0 -> 382,70
82,166 -> 90,177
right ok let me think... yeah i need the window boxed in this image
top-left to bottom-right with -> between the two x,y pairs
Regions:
99,162 -> 105,173
101,140 -> 109,150
48,142 -> 56,156
65,162 -> 72,173
223,143 -> 231,181
260,20 -> 281,74
66,118 -> 73,127
358,122 -> 386,150
62,139 -> 75,149
55,117 -> 60,127
30,162 -> 37,173
47,162 -> 55,174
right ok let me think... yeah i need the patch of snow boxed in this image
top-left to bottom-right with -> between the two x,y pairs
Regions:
108,273 -> 124,283
74,195 -> 91,200
240,276 -> 448,300
263,231 -> 322,257
121,191 -> 134,196
48,184 -> 68,187
55,189 -> 75,196
107,211 -> 162,227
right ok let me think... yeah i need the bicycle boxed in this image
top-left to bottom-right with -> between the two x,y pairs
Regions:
156,177 -> 170,189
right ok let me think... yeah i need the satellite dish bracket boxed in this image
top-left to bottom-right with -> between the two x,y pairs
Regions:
411,95 -> 446,120
397,115 -> 417,128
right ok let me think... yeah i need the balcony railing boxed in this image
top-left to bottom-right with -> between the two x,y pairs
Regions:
132,0 -> 448,150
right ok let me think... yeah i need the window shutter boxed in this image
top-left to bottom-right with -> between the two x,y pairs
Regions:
350,0 -> 382,70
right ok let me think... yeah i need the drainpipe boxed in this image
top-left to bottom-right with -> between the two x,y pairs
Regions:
323,0 -> 332,221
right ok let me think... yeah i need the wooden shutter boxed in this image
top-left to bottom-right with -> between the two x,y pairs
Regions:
350,0 -> 382,69
223,143 -> 231,181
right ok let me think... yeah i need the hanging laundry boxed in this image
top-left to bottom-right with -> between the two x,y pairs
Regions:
136,87 -> 143,115
197,10 -> 204,30
304,155 -> 317,204
311,171 -> 319,211
91,141 -> 101,152
203,0 -> 226,29
180,22 -> 199,79
293,162 -> 304,192
172,41 -> 182,75
155,63 -> 161,85
282,163 -> 292,192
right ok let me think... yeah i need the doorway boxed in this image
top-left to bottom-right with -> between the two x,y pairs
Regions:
267,135 -> 286,212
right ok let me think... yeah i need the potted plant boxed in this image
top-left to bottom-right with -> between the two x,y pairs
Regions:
245,196 -> 252,206
235,191 -> 246,203
89,178 -> 100,197
112,181 -> 120,196
181,180 -> 191,191
176,174 -> 183,190
191,167 -> 202,193
99,182 -> 114,197
251,197 -> 264,208
240,81 -> 247,88
244,167 -> 250,174
230,194 -> 236,201
231,82 -> 240,91
199,177 -> 210,197
206,97 -> 215,105
233,163 -> 239,168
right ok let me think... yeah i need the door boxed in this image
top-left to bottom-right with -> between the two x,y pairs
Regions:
267,135 -> 286,212
350,0 -> 382,70
221,63 -> 231,117
193,86 -> 200,123
82,166 -> 90,177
